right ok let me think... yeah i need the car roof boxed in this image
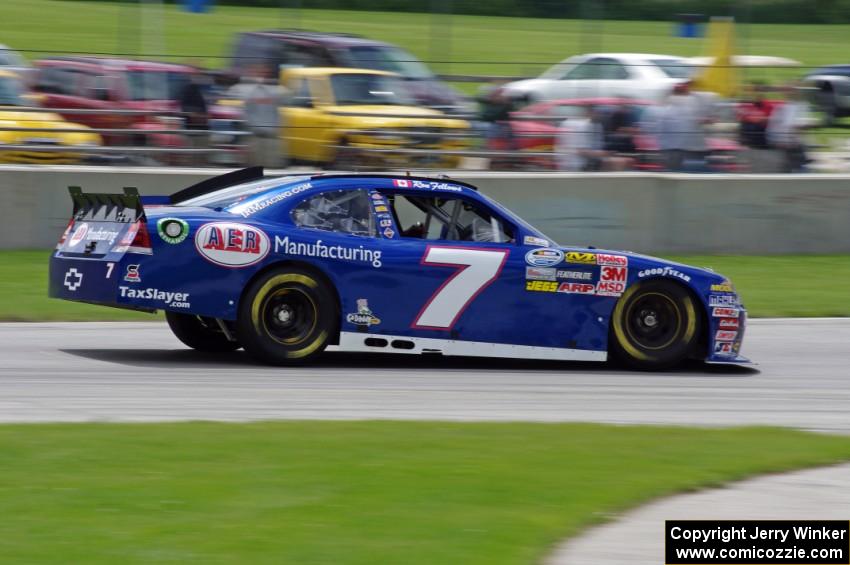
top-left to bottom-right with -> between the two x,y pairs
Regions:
575,53 -> 686,61
284,66 -> 397,77
244,29 -> 393,48
35,56 -> 196,72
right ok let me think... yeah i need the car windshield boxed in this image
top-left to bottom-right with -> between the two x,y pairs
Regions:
329,73 -> 414,106
0,76 -> 24,105
126,70 -> 192,101
178,176 -> 311,209
651,59 -> 693,79
346,46 -> 433,80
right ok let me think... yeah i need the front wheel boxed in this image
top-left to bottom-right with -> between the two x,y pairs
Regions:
236,267 -> 337,365
610,280 -> 701,370
165,312 -> 241,352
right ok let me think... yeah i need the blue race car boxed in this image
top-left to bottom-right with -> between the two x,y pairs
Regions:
49,168 -> 748,370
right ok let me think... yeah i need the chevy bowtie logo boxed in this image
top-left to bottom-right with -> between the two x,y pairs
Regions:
64,268 -> 83,291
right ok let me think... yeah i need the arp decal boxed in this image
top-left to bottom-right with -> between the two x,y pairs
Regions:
195,222 -> 270,268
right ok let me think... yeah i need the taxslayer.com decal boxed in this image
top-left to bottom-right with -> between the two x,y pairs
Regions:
194,222 -> 270,267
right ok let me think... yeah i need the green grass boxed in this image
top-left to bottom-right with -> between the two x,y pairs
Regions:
2,250 -> 848,320
1,421 -> 850,563
665,255 -> 850,317
3,0 -> 850,79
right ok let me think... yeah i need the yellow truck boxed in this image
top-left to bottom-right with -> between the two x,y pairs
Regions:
0,70 -> 101,164
279,67 -> 470,168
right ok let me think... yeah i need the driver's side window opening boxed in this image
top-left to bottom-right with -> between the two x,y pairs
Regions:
389,194 -> 513,243
291,189 -> 375,237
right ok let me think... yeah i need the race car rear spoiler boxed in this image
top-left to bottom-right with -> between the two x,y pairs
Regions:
169,166 -> 264,204
69,186 -> 145,224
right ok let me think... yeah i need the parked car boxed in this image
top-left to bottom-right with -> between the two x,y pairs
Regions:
274,67 -> 470,168
48,168 -> 749,369
501,53 -> 692,106
228,30 -> 471,114
0,44 -> 31,79
488,97 -> 743,172
0,70 -> 101,164
802,64 -> 850,125
31,57 -> 242,163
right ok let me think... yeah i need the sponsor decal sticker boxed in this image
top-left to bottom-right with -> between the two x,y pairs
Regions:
157,218 -> 189,244
523,235 -> 549,247
526,248 -> 564,267
275,235 -> 382,268
195,222 -> 271,268
346,298 -> 381,327
63,268 -> 83,291
393,179 -> 410,188
596,253 -> 628,267
234,182 -> 312,217
119,286 -> 190,309
112,222 -> 139,254
526,280 -> 558,292
124,264 -> 141,283
712,307 -> 739,318
526,266 -> 556,281
379,219 -> 393,228
383,227 -> 395,239
715,330 -> 737,341
374,205 -> 388,213
68,223 -> 89,247
370,193 -> 384,200
715,341 -> 735,356
557,282 -> 595,294
637,266 -> 692,282
410,179 -> 463,192
709,294 -> 739,307
710,283 -> 734,293
718,318 -> 739,330
565,251 -> 596,264
557,270 -> 593,281
596,265 -> 628,296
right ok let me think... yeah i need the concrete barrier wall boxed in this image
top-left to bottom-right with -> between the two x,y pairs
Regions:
2,166 -> 849,253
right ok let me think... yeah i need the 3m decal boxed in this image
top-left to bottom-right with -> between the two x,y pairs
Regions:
195,222 -> 270,268
596,265 -> 627,296
413,246 -> 508,329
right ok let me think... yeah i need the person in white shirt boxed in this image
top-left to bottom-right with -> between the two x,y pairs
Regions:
556,105 -> 627,171
767,84 -> 810,172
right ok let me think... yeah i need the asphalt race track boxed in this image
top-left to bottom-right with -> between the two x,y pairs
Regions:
2,319 -> 848,431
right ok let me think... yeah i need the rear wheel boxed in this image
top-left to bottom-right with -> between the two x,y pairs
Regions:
165,312 -> 240,352
236,267 -> 337,365
610,280 -> 701,370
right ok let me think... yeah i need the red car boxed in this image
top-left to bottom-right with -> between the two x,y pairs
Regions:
31,57 -> 241,163
489,97 -> 743,171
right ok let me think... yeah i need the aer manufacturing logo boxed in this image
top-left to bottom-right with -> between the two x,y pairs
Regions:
63,268 -> 83,291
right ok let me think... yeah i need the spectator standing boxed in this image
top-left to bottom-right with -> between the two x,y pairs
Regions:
556,105 -> 629,171
660,80 -> 711,172
239,65 -> 289,169
767,84 -> 810,173
179,70 -> 210,166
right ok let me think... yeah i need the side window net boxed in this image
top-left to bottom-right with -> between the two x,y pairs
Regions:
292,189 -> 375,237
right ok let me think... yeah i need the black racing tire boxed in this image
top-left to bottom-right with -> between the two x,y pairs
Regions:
165,312 -> 241,352
609,280 -> 701,370
236,267 -> 337,365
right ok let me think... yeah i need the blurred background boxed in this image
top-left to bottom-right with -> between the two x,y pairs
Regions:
2,0 -> 850,173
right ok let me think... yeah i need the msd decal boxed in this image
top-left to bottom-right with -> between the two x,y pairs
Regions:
596,265 -> 627,296
195,222 -> 270,268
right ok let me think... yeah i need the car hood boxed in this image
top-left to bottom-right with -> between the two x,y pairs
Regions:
0,108 -> 76,127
